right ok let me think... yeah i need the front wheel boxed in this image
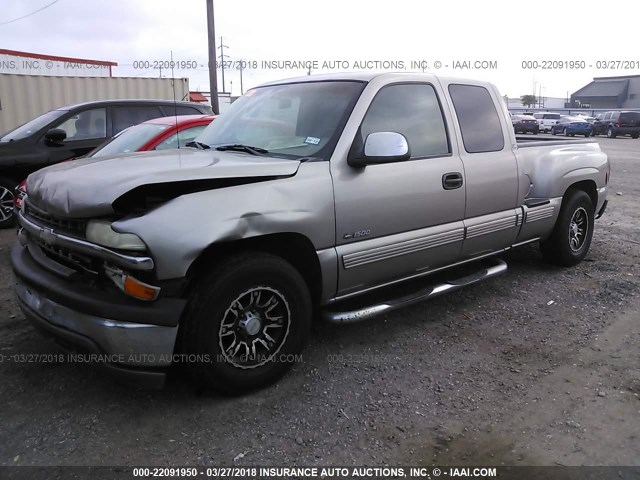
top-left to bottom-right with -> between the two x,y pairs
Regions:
180,253 -> 312,394
0,177 -> 17,229
540,190 -> 594,266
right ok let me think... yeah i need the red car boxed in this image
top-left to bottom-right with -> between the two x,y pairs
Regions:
14,114 -> 215,209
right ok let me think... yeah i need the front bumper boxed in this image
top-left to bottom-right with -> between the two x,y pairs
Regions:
11,242 -> 187,388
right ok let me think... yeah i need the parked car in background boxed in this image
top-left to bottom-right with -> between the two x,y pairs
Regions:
512,114 -> 539,134
551,116 -> 593,137
573,113 -> 596,124
13,114 -> 216,211
533,112 -> 561,133
0,100 -> 213,228
591,111 -> 640,138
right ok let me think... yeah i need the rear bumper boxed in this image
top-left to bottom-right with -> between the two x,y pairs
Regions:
11,242 -> 186,388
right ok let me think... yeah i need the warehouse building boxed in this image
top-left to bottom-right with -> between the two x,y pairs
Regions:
570,75 -> 640,109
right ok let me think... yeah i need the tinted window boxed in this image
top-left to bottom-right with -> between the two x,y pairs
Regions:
620,112 -> 640,122
161,105 -> 202,116
155,125 -> 208,150
544,114 -> 560,120
361,84 -> 449,159
448,84 -> 504,153
54,108 -> 106,141
112,106 -> 163,134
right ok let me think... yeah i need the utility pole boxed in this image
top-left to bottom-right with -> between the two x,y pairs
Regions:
237,60 -> 244,95
218,36 -> 229,93
206,0 -> 220,114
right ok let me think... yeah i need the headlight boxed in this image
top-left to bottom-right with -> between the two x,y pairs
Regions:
86,220 -> 147,251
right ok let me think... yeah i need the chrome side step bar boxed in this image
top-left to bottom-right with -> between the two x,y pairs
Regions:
323,258 -> 507,323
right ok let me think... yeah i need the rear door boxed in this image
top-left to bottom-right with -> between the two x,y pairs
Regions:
443,82 -> 520,259
110,105 -> 164,135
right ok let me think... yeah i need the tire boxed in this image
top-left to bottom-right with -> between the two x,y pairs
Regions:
585,134 -> 590,138
533,130 -> 538,135
540,190 -> 594,267
607,127 -> 616,139
564,128 -> 569,137
0,177 -> 17,229
632,134 -> 639,139
551,129 -> 556,136
180,252 -> 312,394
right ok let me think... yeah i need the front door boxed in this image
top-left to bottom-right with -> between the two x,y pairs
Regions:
332,82 -> 466,297
45,107 -> 108,163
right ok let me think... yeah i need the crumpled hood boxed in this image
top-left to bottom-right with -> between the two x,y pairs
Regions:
26,148 -> 301,218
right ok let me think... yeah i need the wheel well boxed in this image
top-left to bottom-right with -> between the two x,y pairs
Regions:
185,233 -> 323,304
565,180 -> 597,212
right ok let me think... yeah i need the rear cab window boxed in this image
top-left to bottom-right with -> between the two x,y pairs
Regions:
448,84 -> 504,153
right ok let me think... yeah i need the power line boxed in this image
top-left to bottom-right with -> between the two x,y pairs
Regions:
0,0 -> 61,26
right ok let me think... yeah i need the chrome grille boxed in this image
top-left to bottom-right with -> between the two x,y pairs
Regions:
25,202 -> 87,238
33,238 -> 99,275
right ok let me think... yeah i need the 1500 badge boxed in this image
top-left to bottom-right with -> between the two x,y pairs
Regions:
343,229 -> 371,240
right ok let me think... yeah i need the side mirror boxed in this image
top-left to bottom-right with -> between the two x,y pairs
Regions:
348,131 -> 410,168
44,128 -> 66,145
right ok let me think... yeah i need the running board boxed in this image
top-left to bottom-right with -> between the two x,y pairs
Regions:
323,258 -> 507,323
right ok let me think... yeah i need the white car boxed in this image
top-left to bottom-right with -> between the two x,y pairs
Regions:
533,112 -> 561,133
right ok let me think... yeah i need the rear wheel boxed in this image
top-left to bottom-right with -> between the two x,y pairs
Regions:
180,253 -> 312,394
632,134 -> 639,139
607,127 -> 616,138
0,177 -> 17,229
540,190 -> 594,266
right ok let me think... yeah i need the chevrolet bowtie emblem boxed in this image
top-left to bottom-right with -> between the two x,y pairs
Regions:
39,227 -> 56,245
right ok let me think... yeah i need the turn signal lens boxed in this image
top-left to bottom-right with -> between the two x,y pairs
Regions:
123,276 -> 160,301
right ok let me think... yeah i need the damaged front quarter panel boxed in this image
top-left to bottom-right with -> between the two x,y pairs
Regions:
112,161 -> 336,281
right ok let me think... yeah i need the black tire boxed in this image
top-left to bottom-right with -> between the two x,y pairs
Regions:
0,177 -> 17,229
533,130 -> 538,135
607,127 -> 616,139
584,134 -> 590,138
632,134 -> 639,139
180,252 -> 312,394
551,129 -> 556,136
540,190 -> 594,267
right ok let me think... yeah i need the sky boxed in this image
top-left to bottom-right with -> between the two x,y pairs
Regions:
1,0 -> 639,101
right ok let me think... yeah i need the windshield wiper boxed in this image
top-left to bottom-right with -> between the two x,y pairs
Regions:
215,144 -> 268,155
185,141 -> 210,150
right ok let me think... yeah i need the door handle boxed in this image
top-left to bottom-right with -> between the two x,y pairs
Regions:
442,172 -> 463,190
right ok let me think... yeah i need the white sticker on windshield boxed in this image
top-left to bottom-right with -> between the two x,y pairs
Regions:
304,136 -> 321,145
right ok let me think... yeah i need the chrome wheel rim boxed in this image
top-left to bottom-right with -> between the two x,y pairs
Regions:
569,207 -> 588,252
0,186 -> 15,222
218,286 -> 291,369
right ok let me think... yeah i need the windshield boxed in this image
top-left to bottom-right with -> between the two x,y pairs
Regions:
89,123 -> 171,158
1,109 -> 67,141
195,81 -> 366,160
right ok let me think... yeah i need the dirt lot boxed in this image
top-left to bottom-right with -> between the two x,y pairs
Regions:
0,137 -> 638,470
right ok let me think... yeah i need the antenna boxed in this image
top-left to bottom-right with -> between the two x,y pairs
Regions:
170,50 -> 180,149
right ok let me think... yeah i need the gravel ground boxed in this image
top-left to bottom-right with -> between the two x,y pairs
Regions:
0,136 -> 638,469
